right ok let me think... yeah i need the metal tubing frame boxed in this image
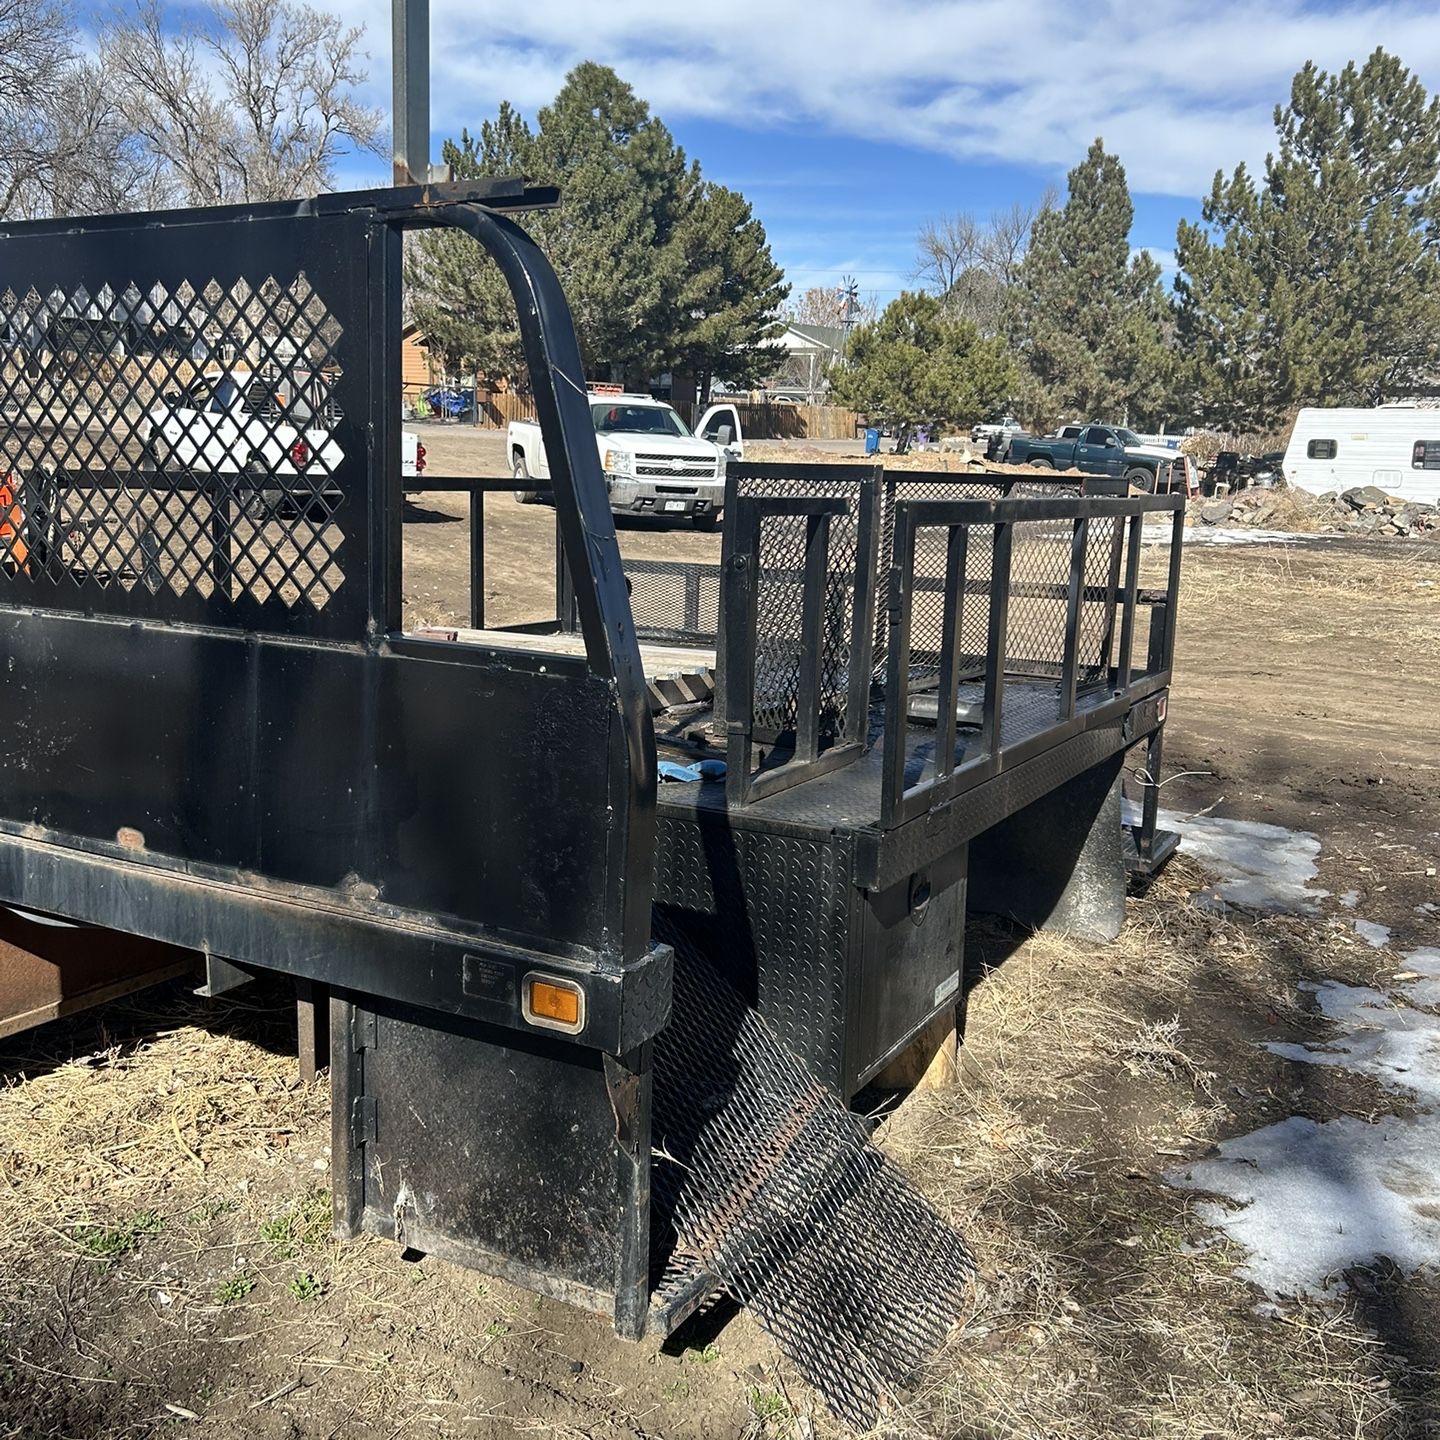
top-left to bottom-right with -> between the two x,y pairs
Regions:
880,492 -> 1183,830
402,476 -> 558,631
723,485 -> 880,807
0,184 -> 665,1341
417,203 -> 659,961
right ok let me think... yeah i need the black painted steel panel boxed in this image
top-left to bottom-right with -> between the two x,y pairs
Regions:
338,995 -> 637,1312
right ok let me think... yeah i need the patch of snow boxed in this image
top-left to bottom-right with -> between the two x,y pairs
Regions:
1354,918 -> 1392,948
1338,890 -> 1360,909
1405,948 -> 1440,975
1124,800 -> 1328,914
1305,979 -> 1388,1023
1265,981 -> 1440,1107
1169,935 -> 1440,1300
1161,528 -> 1343,547
1401,948 -> 1440,1010
1169,1113 -> 1440,1298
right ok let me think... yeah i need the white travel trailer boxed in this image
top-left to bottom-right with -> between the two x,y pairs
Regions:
1283,405 -> 1440,505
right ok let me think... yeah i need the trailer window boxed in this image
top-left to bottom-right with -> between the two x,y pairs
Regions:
1411,440 -> 1440,470
1306,438 -> 1337,460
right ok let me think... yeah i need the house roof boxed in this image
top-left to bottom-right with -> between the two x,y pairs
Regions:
776,322 -> 846,355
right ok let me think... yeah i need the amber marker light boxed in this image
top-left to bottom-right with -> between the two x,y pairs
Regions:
522,974 -> 586,1034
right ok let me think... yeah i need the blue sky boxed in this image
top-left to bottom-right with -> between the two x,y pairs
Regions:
310,2 -> 1440,306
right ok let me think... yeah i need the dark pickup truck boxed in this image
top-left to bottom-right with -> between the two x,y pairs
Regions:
1007,423 -> 1195,493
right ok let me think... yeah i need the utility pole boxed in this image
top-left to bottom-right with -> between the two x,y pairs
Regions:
839,278 -> 861,349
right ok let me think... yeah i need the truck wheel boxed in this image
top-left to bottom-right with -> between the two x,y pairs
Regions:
1028,456 -> 1055,469
1125,467 -> 1155,492
512,454 -> 537,503
693,510 -> 720,533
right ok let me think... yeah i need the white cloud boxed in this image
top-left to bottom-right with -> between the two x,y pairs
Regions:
335,0 -> 1440,197
1134,246 -> 1179,275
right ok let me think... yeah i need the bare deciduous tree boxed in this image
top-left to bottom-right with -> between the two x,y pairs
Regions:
914,212 -> 982,297
47,61 -> 171,217
0,0 -> 86,216
103,0 -> 384,206
913,192 -> 1057,332
784,283 -> 877,330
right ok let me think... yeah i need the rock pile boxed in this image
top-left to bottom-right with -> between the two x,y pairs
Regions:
1190,484 -> 1439,538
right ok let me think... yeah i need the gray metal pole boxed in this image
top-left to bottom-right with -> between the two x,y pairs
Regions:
392,0 -> 430,186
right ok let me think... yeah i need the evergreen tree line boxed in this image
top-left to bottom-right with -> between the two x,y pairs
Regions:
837,48 -> 1440,436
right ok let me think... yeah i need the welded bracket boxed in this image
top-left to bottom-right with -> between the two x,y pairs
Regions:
195,953 -> 255,998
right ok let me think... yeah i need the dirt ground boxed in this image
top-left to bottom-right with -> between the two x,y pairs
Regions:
1,424 -> 1438,1439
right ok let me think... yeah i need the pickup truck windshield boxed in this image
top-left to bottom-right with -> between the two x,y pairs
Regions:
1113,428 -> 1142,446
591,403 -> 691,438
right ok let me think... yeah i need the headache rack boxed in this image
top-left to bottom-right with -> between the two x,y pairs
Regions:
0,185 -> 1183,1428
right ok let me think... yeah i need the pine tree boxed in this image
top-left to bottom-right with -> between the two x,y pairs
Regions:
1004,140 -> 1171,429
405,108 -> 533,378
406,65 -> 785,391
828,292 -> 1016,431
526,63 -> 690,381
670,176 -> 788,395
1175,49 -> 1440,429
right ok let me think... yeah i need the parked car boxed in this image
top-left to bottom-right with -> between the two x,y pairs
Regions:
1006,422 -> 1196,492
970,415 -> 1023,445
507,389 -> 743,529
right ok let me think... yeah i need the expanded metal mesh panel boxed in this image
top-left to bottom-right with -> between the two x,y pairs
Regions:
1002,513 -> 1078,677
1079,515 -> 1123,684
651,936 -> 974,1429
624,558 -> 721,644
882,476 -> 1004,686
0,211 -> 369,636
731,470 -> 871,744
9,477 -> 343,607
749,518 -> 855,741
883,477 -> 1094,690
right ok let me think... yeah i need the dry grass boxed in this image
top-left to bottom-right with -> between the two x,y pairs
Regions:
0,991 -> 325,1245
0,873 -> 1435,1437
1165,543 -> 1440,661
0,983 -> 776,1438
861,865 -> 1434,1440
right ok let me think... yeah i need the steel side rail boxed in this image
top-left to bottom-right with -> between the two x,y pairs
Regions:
879,492 -> 1183,831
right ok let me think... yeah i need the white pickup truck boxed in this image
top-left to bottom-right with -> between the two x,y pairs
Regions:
141,368 -> 425,481
507,390 -> 743,530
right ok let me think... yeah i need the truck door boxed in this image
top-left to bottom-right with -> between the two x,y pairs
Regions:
696,402 -> 744,462
1078,426 -> 1123,477
207,376 -> 247,471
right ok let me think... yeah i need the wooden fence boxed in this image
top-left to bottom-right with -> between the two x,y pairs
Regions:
729,402 -> 862,441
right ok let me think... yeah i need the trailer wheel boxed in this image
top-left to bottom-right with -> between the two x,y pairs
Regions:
1028,456 -> 1055,469
512,454 -> 537,503
1125,466 -> 1155,492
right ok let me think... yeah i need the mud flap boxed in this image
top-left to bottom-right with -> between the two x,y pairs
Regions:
967,755 -> 1128,942
331,993 -> 654,1337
